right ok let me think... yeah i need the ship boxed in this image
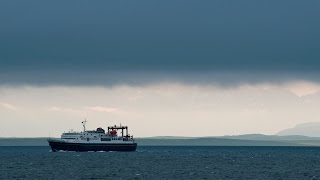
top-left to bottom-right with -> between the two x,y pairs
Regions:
48,120 -> 137,152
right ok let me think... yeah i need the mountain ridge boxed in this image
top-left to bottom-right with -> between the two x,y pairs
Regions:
277,122 -> 320,137
1,134 -> 320,146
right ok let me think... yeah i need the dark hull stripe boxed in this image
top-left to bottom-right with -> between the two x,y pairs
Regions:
48,140 -> 137,152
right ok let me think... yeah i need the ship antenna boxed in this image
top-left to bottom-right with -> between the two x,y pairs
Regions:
82,119 -> 87,132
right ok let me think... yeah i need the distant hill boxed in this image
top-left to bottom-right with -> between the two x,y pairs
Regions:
2,134 -> 320,146
135,137 -> 298,146
277,122 -> 320,137
220,134 -> 320,141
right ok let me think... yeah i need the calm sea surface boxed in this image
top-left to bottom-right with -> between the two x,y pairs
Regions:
0,146 -> 320,179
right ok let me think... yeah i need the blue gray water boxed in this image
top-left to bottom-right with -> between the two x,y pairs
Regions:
0,146 -> 320,179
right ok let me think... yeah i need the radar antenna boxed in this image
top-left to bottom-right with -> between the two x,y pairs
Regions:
82,119 -> 87,132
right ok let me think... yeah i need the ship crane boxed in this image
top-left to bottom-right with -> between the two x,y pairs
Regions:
108,125 -> 130,139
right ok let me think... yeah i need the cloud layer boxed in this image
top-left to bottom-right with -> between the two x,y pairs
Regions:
0,102 -> 17,111
1,1 -> 320,86
1,83 -> 320,137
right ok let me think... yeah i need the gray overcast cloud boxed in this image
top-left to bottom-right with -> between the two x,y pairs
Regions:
0,0 -> 319,85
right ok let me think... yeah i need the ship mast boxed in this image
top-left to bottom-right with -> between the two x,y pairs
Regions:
82,119 -> 87,132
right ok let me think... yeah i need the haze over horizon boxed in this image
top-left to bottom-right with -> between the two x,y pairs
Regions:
1,1 -> 320,137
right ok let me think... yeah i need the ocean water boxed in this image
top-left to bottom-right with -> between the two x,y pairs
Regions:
0,146 -> 320,180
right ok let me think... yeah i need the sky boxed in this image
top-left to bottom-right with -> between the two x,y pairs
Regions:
0,1 -> 320,137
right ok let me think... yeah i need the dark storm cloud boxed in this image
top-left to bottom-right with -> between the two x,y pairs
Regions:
0,0 -> 320,85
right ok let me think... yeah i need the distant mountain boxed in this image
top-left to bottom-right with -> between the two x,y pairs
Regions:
3,123 -> 320,146
136,137 -> 302,146
2,133 -> 320,146
220,134 -> 319,141
142,136 -> 196,140
277,122 -> 320,137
